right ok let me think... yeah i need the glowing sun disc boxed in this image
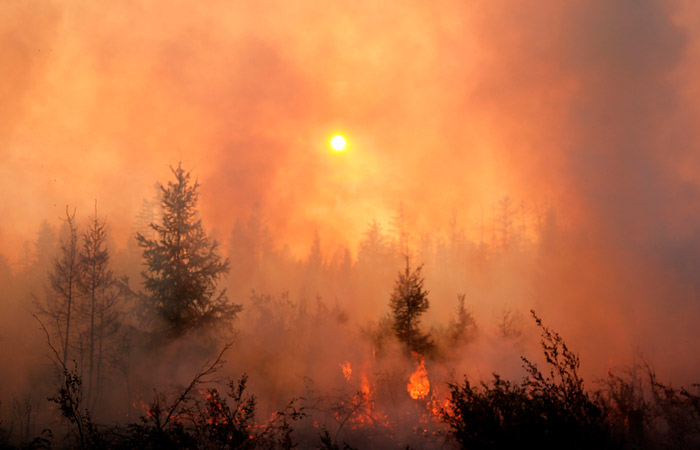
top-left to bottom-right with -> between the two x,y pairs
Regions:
330,135 -> 346,151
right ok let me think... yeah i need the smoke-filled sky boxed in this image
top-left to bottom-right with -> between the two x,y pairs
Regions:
4,0 -> 700,424
3,0 -> 700,257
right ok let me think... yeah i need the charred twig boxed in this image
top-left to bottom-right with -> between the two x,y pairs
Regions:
33,313 -> 64,370
155,343 -> 231,434
333,391 -> 370,441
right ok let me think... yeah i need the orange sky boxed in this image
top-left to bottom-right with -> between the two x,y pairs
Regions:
3,0 -> 700,262
4,0 -> 700,393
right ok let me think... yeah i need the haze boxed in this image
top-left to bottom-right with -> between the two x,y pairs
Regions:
2,0 -> 700,447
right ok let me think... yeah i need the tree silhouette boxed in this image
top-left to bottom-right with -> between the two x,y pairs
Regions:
136,163 -> 240,336
391,203 -> 409,256
34,220 -> 57,273
449,294 -> 477,344
44,207 -> 81,366
228,204 -> 274,296
497,196 -> 515,251
357,220 -> 393,269
307,230 -> 323,270
389,257 -> 432,354
356,219 -> 396,289
77,203 -> 121,411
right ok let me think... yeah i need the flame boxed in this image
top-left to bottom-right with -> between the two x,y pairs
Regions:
332,369 -> 391,429
360,372 -> 371,396
407,354 -> 430,400
130,393 -> 152,419
340,361 -> 352,381
427,389 -> 451,419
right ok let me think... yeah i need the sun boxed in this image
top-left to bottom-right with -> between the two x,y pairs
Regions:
330,135 -> 346,151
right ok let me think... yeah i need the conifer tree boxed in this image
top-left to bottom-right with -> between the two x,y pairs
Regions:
357,220 -> 392,268
389,257 -> 432,354
78,202 -> 120,409
47,208 -> 81,366
307,230 -> 322,270
136,163 -> 239,336
34,220 -> 57,274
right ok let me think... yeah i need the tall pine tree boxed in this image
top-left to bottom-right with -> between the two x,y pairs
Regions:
137,163 -> 239,336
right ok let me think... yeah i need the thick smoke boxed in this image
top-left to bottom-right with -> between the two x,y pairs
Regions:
2,0 -> 700,446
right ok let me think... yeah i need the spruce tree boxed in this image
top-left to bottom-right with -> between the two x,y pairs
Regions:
47,208 -> 81,366
389,257 -> 432,354
136,163 -> 239,336
78,203 -> 120,409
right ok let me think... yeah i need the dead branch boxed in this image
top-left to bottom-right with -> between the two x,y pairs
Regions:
157,343 -> 231,433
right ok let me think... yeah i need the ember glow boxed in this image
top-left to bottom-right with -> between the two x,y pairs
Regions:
340,361 -> 352,381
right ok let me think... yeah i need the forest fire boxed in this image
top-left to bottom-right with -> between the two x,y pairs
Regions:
131,394 -> 153,419
407,354 -> 430,400
427,389 -> 451,420
340,361 -> 352,381
334,371 -> 379,428
6,3 -> 700,446
327,350 -> 453,447
360,372 -> 371,397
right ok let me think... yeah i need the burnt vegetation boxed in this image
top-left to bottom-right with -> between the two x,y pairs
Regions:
444,311 -> 615,449
2,164 -> 700,449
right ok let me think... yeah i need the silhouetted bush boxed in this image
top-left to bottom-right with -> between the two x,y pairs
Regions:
600,361 -> 700,449
109,374 -> 304,450
316,428 -> 357,450
443,311 -> 616,449
48,365 -> 102,450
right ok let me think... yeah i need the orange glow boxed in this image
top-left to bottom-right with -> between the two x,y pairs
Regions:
340,361 -> 352,381
4,1 -> 700,446
360,372 -> 371,397
407,353 -> 430,400
427,387 -> 452,421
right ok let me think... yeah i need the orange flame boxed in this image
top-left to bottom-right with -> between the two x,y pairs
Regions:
332,369 -> 391,429
407,354 -> 430,400
360,372 -> 371,396
340,361 -> 352,381
427,390 -> 451,419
